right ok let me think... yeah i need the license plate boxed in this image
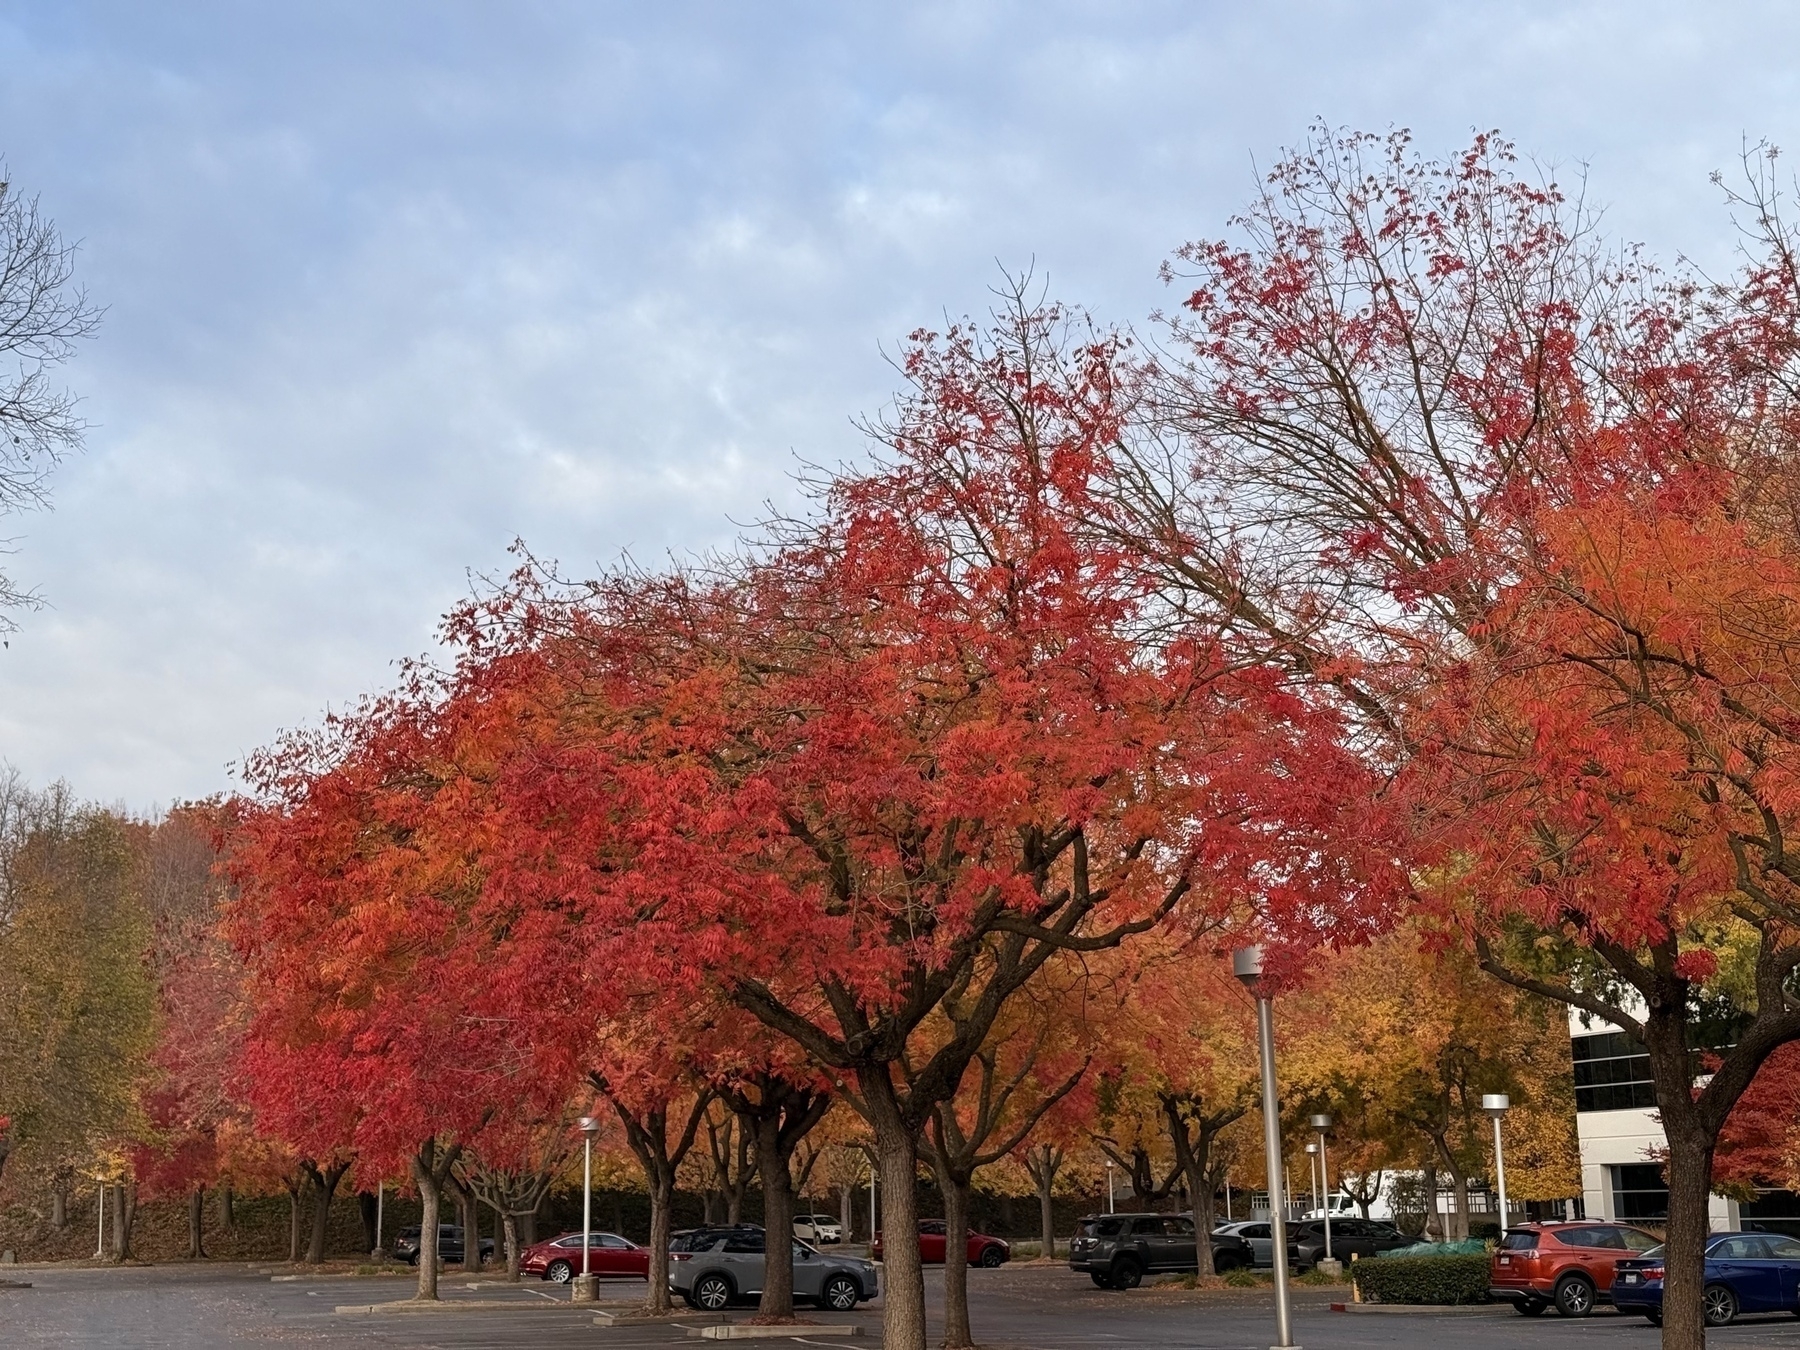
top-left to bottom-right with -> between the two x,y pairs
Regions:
1620,1274 -> 1640,1284
1498,1257 -> 1510,1265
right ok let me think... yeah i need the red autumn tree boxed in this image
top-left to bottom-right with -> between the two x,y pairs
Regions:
457,289 -> 1399,1350
225,653 -> 600,1298
1093,125 -> 1800,1346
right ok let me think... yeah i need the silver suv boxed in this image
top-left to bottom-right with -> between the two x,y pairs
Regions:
669,1227 -> 878,1311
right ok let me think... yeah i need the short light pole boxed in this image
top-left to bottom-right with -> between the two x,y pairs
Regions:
95,1179 -> 107,1260
573,1116 -> 600,1302
374,1180 -> 385,1260
1483,1094 -> 1511,1233
1106,1160 -> 1115,1214
1304,1143 -> 1319,1216
1236,945 -> 1299,1350
1310,1115 -> 1335,1269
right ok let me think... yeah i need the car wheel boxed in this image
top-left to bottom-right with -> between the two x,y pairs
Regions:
1553,1275 -> 1595,1318
1090,1271 -> 1113,1289
1644,1310 -> 1662,1325
694,1274 -> 733,1311
405,1253 -> 419,1268
1703,1284 -> 1738,1327
546,1260 -> 572,1284
978,1245 -> 1006,1268
1110,1257 -> 1143,1290
1514,1299 -> 1545,1317
821,1275 -> 860,1311
1213,1251 -> 1243,1273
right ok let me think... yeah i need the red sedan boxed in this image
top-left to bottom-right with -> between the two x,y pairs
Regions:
519,1231 -> 650,1283
873,1220 -> 1011,1267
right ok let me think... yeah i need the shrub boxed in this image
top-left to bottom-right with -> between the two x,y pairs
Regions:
1350,1253 -> 1490,1305
1223,1267 -> 1263,1288
1468,1221 -> 1501,1241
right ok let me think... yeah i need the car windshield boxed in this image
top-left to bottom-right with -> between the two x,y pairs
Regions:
1499,1231 -> 1538,1250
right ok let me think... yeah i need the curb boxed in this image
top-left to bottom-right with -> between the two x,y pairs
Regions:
1331,1301 -> 1504,1315
334,1298 -> 591,1314
690,1325 -> 866,1340
594,1310 -> 728,1326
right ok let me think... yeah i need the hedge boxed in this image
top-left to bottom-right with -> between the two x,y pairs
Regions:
1350,1253 -> 1491,1305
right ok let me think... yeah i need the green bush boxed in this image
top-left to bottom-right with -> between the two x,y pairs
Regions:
1223,1267 -> 1263,1287
1350,1253 -> 1491,1305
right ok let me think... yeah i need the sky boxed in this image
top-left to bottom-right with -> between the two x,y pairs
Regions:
0,0 -> 1795,810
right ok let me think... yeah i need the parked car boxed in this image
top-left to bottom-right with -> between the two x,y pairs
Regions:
668,1228 -> 879,1311
392,1224 -> 497,1268
871,1220 -> 1010,1267
1488,1221 -> 1664,1316
794,1214 -> 845,1245
1612,1231 -> 1800,1326
1212,1220 -> 1301,1269
519,1231 -> 649,1282
1289,1217 -> 1411,1267
1069,1213 -> 1253,1288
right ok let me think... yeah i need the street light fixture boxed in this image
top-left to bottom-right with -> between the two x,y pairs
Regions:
1310,1114 -> 1334,1265
1106,1159 -> 1115,1214
1235,945 -> 1299,1350
576,1115 -> 600,1301
1304,1143 -> 1320,1218
1483,1094 -> 1511,1233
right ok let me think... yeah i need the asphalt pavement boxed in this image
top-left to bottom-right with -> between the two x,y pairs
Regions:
7,1260 -> 1800,1348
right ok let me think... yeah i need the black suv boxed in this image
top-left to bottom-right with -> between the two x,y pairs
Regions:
393,1223 -> 497,1267
1289,1217 -> 1410,1268
1069,1213 -> 1252,1288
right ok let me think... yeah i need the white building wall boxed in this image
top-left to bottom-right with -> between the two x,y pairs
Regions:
1568,1009 -> 1740,1231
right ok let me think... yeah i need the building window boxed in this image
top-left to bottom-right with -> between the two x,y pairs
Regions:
1612,1164 -> 1669,1221
1740,1190 -> 1800,1239
1572,1031 -> 1658,1112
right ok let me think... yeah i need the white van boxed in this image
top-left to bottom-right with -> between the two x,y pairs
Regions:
1301,1192 -> 1392,1221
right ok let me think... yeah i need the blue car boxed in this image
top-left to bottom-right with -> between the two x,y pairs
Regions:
1612,1231 -> 1800,1326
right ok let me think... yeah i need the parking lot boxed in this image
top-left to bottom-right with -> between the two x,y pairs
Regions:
12,1261 -> 1800,1348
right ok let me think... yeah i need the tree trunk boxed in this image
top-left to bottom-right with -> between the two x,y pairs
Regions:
840,1180 -> 853,1244
1419,1163 -> 1439,1240
410,1139 -> 461,1301
357,1191 -> 378,1254
756,1114 -> 798,1319
866,1081 -> 925,1350
220,1184 -> 235,1233
455,1184 -> 478,1271
1025,1145 -> 1061,1259
303,1161 -> 348,1264
287,1183 -> 302,1262
503,1210 -> 521,1281
188,1186 -> 208,1259
110,1182 -> 138,1262
1449,1169 -> 1470,1241
50,1177 -> 68,1230
643,1170 -> 675,1314
522,1197 -> 538,1248
941,1173 -> 974,1349
729,1122 -> 754,1225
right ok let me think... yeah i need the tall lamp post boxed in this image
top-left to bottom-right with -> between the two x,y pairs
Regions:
1483,1094 -> 1511,1233
1106,1160 -> 1115,1214
1310,1115 -> 1335,1269
1304,1143 -> 1319,1216
1235,945 -> 1299,1350
574,1115 -> 600,1302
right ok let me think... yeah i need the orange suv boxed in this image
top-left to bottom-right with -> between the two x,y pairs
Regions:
1490,1222 -> 1665,1316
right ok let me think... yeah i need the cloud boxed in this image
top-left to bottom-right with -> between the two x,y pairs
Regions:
0,0 -> 1794,805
